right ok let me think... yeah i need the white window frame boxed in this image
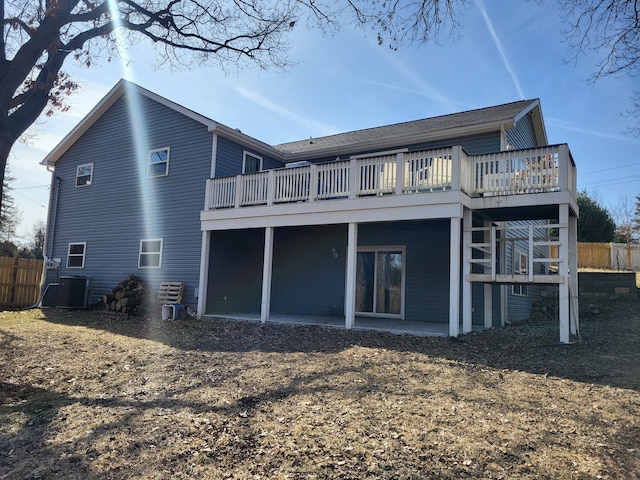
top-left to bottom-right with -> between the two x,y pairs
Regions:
242,151 -> 263,174
512,250 -> 528,296
355,245 -> 406,319
67,242 -> 86,268
138,239 -> 163,269
148,147 -> 170,178
75,163 -> 94,187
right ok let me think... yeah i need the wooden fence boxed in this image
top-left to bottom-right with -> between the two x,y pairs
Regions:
550,242 -> 640,270
0,257 -> 44,309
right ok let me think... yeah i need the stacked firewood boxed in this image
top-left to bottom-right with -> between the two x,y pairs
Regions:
103,275 -> 146,314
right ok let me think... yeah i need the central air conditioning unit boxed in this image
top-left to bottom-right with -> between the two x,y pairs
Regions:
57,276 -> 92,308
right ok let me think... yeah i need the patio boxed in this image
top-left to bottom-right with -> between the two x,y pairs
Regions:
202,313 -> 484,337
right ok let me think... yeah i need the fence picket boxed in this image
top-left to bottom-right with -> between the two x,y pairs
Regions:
0,257 -> 44,308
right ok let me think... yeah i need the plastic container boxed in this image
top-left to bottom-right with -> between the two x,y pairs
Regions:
161,304 -> 187,321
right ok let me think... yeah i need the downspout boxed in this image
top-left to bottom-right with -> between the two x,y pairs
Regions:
45,172 -> 61,260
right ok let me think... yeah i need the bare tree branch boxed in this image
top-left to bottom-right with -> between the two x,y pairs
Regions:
0,0 -> 466,208
559,0 -> 640,133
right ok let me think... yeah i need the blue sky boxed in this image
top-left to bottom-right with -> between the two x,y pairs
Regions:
9,0 -> 640,242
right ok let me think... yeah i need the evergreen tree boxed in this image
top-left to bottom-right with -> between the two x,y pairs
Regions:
577,190 -> 616,242
0,167 -> 21,243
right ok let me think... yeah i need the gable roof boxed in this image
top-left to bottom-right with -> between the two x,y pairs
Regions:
41,80 -> 548,167
274,99 -> 547,159
40,79 -> 220,166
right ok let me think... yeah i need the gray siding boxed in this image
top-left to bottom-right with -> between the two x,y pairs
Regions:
359,221 -> 451,323
406,132 -> 502,156
206,221 -> 454,323
207,229 -> 264,313
271,225 -> 347,316
282,132 -> 502,166
503,220 -> 547,321
506,113 -> 538,149
46,93 -> 213,309
215,136 -> 283,178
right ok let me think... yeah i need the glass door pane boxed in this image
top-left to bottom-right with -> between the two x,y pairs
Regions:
375,251 -> 402,315
356,252 -> 375,312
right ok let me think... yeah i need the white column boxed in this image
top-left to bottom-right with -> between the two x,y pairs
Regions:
449,217 -> 461,338
558,204 -> 570,343
196,230 -> 211,318
498,223 -> 508,326
348,159 -> 358,199
344,223 -> 358,329
260,227 -> 274,324
483,220 -> 493,328
569,212 -> 579,335
462,208 -> 473,333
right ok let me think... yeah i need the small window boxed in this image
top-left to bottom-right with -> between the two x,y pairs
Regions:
148,147 -> 170,177
76,163 -> 93,187
243,152 -> 263,174
512,251 -> 528,296
139,239 -> 163,268
67,242 -> 86,268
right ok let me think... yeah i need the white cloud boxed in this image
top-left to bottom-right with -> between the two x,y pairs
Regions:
475,0 -> 525,99
234,86 -> 339,136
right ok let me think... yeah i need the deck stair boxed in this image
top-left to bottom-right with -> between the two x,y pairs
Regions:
465,223 -> 564,285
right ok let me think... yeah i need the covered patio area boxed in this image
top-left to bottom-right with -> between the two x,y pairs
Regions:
201,313 -> 485,337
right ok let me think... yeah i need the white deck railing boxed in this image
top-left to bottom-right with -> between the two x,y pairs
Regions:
206,145 -> 575,210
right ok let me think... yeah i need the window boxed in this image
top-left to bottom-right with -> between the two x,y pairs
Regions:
148,147 -> 170,177
356,246 -> 405,317
512,251 -> 528,296
243,151 -> 263,174
139,239 -> 163,268
67,242 -> 86,268
76,163 -> 93,187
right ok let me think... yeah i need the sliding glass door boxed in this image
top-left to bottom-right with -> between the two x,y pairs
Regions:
355,247 -> 405,318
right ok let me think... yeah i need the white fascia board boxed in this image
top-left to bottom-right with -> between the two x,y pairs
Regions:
201,191 -> 469,231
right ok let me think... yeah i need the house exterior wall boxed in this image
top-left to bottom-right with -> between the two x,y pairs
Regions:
297,131 -> 503,165
206,221 -> 454,323
45,93 -> 213,308
215,136 -> 283,177
271,225 -> 347,316
358,220 -> 451,323
207,228 -> 265,313
503,220 -> 547,321
506,113 -> 538,149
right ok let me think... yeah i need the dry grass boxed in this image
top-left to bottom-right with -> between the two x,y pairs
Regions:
1,297 -> 639,479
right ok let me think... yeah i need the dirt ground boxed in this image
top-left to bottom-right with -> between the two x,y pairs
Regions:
1,296 -> 639,479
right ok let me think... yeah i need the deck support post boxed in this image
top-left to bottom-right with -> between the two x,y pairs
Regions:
568,212 -> 579,335
499,223 -> 508,326
483,220 -> 493,328
462,208 -> 473,333
345,222 -> 358,329
196,230 -> 211,318
260,226 -> 274,324
449,216 -> 461,338
558,204 -> 570,343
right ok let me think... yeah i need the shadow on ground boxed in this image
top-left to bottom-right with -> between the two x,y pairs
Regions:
37,297 -> 640,392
